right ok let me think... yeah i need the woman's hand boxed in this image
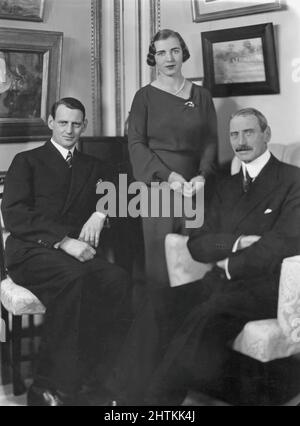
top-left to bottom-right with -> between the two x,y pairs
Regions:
186,175 -> 205,197
168,171 -> 187,193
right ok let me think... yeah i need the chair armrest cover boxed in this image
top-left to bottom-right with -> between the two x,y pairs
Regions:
165,233 -> 212,287
278,256 -> 300,343
1,277 -> 46,316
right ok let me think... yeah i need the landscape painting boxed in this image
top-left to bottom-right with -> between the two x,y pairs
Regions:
0,0 -> 44,22
213,38 -> 266,84
201,23 -> 280,97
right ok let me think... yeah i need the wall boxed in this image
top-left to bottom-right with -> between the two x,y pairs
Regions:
101,0 -> 153,136
0,0 -> 93,170
160,0 -> 300,164
1,0 -> 299,168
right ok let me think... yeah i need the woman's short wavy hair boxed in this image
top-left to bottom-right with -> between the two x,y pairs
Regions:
147,29 -> 190,67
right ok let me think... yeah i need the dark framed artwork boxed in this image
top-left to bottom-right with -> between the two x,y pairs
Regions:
0,0 -> 45,22
201,23 -> 280,97
192,0 -> 284,23
0,28 -> 63,142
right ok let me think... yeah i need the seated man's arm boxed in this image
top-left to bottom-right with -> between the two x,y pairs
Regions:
2,154 -> 69,247
56,237 -> 96,262
216,235 -> 261,278
228,179 -> 300,281
79,212 -> 106,248
79,159 -> 117,248
187,181 -> 239,263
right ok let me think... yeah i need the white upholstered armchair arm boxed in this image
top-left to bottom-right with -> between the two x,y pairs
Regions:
278,256 -> 300,343
165,233 -> 212,287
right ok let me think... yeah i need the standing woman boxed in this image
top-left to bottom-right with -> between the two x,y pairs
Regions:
128,29 -> 218,288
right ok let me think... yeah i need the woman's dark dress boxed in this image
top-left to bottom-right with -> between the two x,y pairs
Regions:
128,84 -> 218,287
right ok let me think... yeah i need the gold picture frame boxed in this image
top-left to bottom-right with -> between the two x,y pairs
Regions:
0,0 -> 45,22
0,28 -> 63,143
192,0 -> 284,23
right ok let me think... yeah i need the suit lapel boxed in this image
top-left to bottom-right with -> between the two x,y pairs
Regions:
61,149 -> 92,215
229,156 -> 280,230
43,140 -> 71,175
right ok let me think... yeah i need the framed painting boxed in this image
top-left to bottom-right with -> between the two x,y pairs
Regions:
201,23 -> 280,97
0,0 -> 45,22
192,0 -> 284,23
0,28 -> 63,142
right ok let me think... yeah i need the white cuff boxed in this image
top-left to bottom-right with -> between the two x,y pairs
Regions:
232,236 -> 242,253
225,236 -> 242,280
94,211 -> 106,221
225,258 -> 231,280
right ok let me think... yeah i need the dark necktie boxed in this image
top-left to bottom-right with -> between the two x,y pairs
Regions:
243,169 -> 253,193
66,151 -> 73,169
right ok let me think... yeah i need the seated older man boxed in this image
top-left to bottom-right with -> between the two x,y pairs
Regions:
107,108 -> 300,406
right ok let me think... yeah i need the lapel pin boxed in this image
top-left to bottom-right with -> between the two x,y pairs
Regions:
184,101 -> 195,108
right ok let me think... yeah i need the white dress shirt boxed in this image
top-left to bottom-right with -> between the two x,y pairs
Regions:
51,138 -> 76,160
241,149 -> 271,180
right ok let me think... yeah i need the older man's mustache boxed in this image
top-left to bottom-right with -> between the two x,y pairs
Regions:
235,146 -> 253,152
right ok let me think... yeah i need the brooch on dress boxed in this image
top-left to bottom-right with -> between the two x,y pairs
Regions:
184,101 -> 195,108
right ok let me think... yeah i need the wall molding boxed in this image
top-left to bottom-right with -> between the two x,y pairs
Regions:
91,0 -> 161,136
150,0 -> 161,80
114,0 -> 124,136
91,0 -> 103,135
150,0 -> 161,35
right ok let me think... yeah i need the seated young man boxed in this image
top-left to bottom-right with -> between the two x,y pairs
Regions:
2,97 -> 132,406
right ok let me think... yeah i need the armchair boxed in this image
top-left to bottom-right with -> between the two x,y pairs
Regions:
0,193 -> 46,396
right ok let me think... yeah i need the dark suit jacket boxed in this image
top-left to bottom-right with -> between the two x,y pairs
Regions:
2,141 -> 110,269
188,155 -> 300,283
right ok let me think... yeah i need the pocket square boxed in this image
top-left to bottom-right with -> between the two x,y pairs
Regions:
264,208 -> 273,214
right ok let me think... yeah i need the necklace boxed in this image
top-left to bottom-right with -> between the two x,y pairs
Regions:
173,78 -> 186,96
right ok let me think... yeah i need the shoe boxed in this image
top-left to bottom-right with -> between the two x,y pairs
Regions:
27,384 -> 79,406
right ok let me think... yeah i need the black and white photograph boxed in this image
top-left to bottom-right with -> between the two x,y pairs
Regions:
0,0 -> 300,410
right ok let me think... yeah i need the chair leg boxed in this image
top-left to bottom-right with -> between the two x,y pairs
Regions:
1,305 -> 11,384
29,315 -> 35,337
11,315 -> 26,396
28,315 -> 36,374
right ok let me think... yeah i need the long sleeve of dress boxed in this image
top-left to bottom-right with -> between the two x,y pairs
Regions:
198,90 -> 218,177
128,91 -> 172,184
